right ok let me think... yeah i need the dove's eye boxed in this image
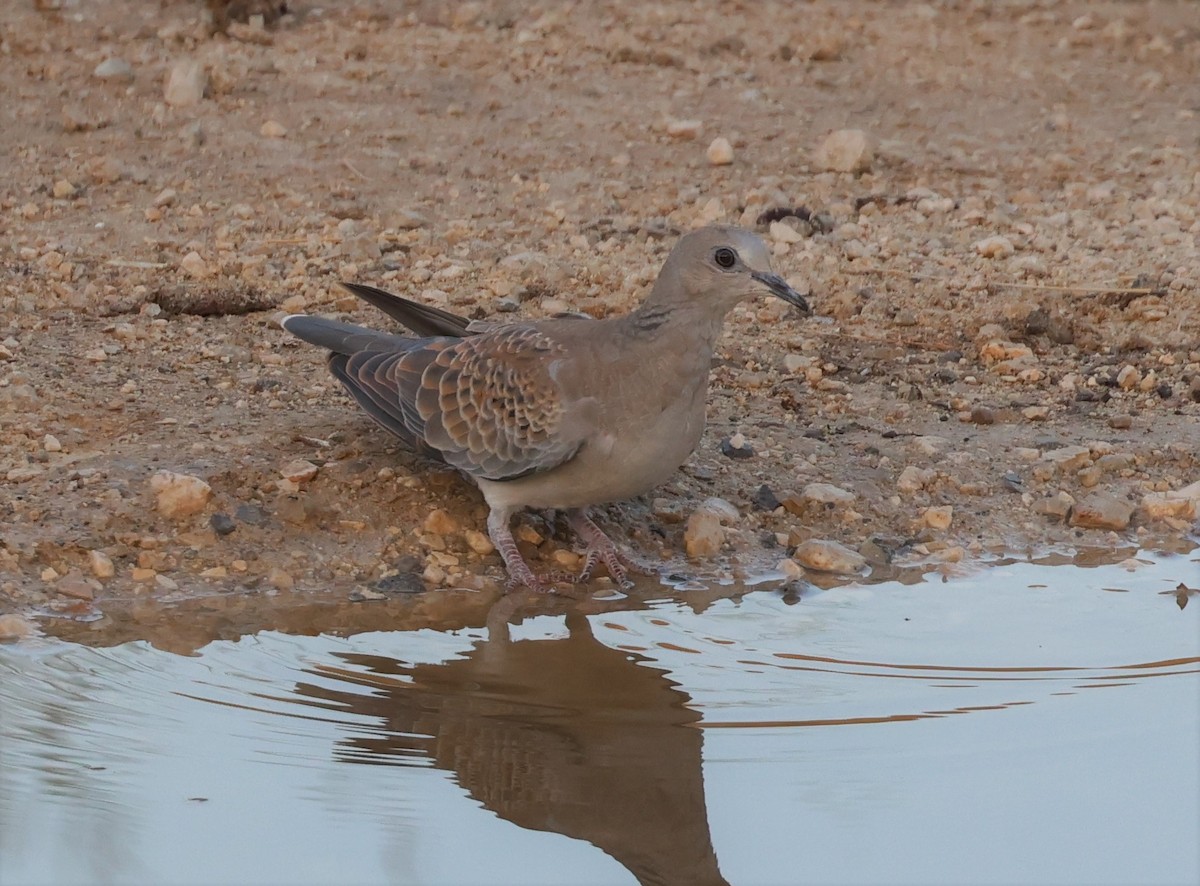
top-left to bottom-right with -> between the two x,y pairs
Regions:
713,247 -> 738,269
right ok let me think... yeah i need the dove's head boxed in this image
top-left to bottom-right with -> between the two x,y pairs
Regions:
647,225 -> 810,317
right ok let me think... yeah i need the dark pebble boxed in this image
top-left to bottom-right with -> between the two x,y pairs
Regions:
938,350 -> 964,363
371,572 -> 426,594
969,405 -> 996,425
234,503 -> 268,526
1001,471 -> 1023,493
1155,383 -> 1172,400
720,436 -> 755,459
752,484 -> 782,511
209,512 -> 236,536
801,428 -> 825,440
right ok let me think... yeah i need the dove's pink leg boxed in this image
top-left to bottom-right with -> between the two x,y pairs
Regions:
568,510 -> 656,589
487,507 -> 553,593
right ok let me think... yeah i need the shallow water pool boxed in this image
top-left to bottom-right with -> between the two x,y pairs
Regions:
2,549 -> 1197,885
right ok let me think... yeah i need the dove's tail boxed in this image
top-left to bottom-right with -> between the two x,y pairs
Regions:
338,282 -> 473,338
279,315 -> 416,356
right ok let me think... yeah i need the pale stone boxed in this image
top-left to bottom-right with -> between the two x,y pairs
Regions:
464,529 -> 496,555
684,509 -> 724,559
698,497 -> 740,522
897,465 -> 935,493
280,459 -> 319,484
0,614 -> 37,641
769,221 -> 804,244
813,129 -> 874,173
1043,445 -> 1092,472
1069,493 -> 1134,530
666,119 -> 703,139
164,59 -> 208,107
43,434 -> 62,452
149,470 -> 213,519
923,505 -> 954,529
706,137 -> 734,165
180,250 -> 209,278
792,539 -> 867,574
424,508 -> 460,535
93,57 -> 134,82
803,483 -> 856,504
974,235 -> 1015,258
88,550 -> 115,579
260,119 -> 287,138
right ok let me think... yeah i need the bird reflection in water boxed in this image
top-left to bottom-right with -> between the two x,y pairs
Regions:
290,603 -> 728,886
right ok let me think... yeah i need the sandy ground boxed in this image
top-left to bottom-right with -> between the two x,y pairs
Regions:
1,0 -> 1198,626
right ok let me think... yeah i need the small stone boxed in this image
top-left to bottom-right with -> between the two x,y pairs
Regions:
1043,445 -> 1092,473
234,503 -> 267,525
752,484 -> 781,511
803,483 -> 856,505
155,574 -> 179,591
1116,364 -> 1140,390
698,497 -> 740,522
423,508 -> 460,535
131,567 -> 157,582
813,129 -> 874,173
768,221 -> 805,244
1033,492 -> 1075,520
0,614 -> 37,641
93,57 -> 134,82
684,509 -> 724,559
1069,493 -> 1134,531
393,209 -> 428,230
52,179 -> 77,199
706,137 -> 734,165
464,529 -> 495,555
1139,483 -> 1200,522
974,235 -> 1015,259
164,59 -> 208,107
7,465 -> 45,482
43,434 -> 62,452
180,251 -> 209,279
666,119 -> 703,139
922,506 -> 953,529
1108,415 -> 1133,430
88,550 -> 115,579
350,586 -> 387,602
260,120 -> 287,138
969,405 -> 997,425
911,436 -> 949,457
280,459 -> 319,484
792,539 -> 867,574
777,557 -> 805,580
266,568 -> 294,591
720,434 -> 754,458
209,513 -> 237,536
897,465 -> 935,493
1022,406 -> 1049,421
56,576 -> 95,600
422,563 -> 447,586
149,470 -> 213,519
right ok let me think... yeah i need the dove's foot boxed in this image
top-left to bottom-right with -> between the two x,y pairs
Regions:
568,510 -> 656,590
489,507 -> 572,594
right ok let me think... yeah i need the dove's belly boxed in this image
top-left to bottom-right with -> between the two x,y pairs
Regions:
476,398 -> 707,511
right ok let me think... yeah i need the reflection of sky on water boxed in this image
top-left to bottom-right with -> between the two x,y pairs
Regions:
1,553 -> 1197,886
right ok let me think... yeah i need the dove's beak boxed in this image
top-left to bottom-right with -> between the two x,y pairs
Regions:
752,271 -> 811,315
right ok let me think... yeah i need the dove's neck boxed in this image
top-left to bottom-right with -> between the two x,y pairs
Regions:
630,298 -> 731,350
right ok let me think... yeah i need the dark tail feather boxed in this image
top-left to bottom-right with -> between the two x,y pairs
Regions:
280,314 -> 415,356
338,282 -> 473,338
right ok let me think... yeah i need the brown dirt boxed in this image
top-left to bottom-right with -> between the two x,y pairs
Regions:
2,0 -> 1198,623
